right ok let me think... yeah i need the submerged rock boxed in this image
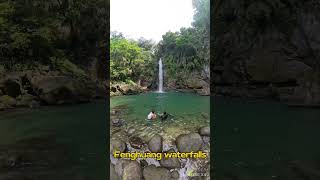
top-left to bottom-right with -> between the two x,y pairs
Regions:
110,140 -> 126,154
199,126 -> 210,136
201,112 -> 209,119
148,134 -> 163,152
111,110 -> 117,115
127,127 -> 136,135
176,133 -> 203,152
143,165 -> 170,180
112,119 -> 125,127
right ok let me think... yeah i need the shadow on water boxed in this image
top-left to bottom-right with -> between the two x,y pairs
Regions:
213,96 -> 320,179
0,101 -> 107,180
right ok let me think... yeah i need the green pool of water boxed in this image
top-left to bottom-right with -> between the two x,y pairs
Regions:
0,101 -> 107,179
214,96 -> 320,179
110,92 -> 210,144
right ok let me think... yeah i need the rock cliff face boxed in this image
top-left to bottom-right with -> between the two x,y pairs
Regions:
0,67 -> 107,110
212,0 -> 320,106
165,70 -> 210,96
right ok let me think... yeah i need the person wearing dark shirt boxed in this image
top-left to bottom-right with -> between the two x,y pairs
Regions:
160,111 -> 170,121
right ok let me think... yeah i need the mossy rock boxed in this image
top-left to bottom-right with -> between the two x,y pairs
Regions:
50,57 -> 87,78
0,95 -> 17,108
0,65 -> 5,75
16,94 -> 36,107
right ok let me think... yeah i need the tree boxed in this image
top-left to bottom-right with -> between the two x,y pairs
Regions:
156,0 -> 210,80
0,0 -> 107,70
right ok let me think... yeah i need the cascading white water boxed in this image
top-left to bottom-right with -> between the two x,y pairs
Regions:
158,58 -> 164,92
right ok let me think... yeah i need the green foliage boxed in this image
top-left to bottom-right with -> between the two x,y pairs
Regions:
110,34 -> 155,83
157,0 -> 210,80
109,0 -> 209,85
50,57 -> 86,77
125,79 -> 137,86
0,0 -> 107,70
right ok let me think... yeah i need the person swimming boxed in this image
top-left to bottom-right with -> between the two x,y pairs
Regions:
147,111 -> 157,120
160,111 -> 168,121
160,111 -> 174,121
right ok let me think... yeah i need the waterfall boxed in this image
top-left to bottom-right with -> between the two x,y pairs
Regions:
158,58 -> 163,92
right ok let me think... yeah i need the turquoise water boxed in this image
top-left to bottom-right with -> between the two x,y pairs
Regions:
0,101 -> 107,179
214,97 -> 320,179
110,92 -> 210,179
111,92 -> 210,117
110,92 -> 210,144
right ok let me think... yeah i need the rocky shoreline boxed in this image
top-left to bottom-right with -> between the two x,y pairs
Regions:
110,106 -> 211,180
110,70 -> 210,97
110,83 -> 148,97
166,72 -> 210,96
0,70 -> 107,111
110,83 -> 210,97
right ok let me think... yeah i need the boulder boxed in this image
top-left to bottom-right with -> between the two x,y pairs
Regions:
170,170 -> 180,180
159,157 -> 181,169
0,95 -> 17,109
129,136 -> 144,149
122,161 -> 142,180
116,84 -> 141,95
110,140 -> 126,154
159,149 -> 181,169
112,119 -> 125,127
110,164 -> 120,180
140,159 -> 148,167
115,159 -> 131,178
148,134 -> 163,152
201,112 -> 209,119
186,76 -> 208,89
127,127 -> 135,135
1,75 -> 22,98
199,127 -> 210,136
16,93 -> 36,107
29,75 -> 94,105
143,165 -> 170,180
29,100 -> 40,108
176,133 -> 203,152
110,86 -> 117,93
111,110 -> 117,115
